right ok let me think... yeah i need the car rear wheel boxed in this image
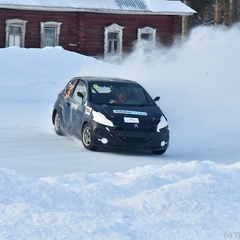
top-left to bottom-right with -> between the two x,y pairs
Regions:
82,123 -> 98,151
54,112 -> 64,136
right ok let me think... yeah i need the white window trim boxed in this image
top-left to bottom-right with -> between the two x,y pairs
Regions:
5,19 -> 28,47
137,26 -> 156,45
104,23 -> 124,61
40,21 -> 62,48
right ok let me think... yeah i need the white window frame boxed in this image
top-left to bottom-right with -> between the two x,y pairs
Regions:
40,21 -> 62,48
137,26 -> 156,45
5,19 -> 27,47
104,23 -> 124,61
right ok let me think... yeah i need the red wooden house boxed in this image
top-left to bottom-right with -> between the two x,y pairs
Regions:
0,0 -> 195,60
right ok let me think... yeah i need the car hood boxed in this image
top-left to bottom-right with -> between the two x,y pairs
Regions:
92,104 -> 162,128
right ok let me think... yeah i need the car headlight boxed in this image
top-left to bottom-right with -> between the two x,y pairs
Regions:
157,115 -> 168,132
92,110 -> 114,127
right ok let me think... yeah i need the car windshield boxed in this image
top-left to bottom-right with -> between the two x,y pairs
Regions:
89,82 -> 154,106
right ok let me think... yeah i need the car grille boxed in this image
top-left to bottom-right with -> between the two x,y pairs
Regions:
115,126 -> 156,143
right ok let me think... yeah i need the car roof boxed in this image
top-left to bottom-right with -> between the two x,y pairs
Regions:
76,76 -> 139,85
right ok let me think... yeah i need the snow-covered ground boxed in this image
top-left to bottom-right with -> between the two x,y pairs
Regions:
0,25 -> 240,239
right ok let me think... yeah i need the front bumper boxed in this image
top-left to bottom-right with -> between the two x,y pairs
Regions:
91,121 -> 169,150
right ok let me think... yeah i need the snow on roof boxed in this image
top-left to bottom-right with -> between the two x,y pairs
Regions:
145,0 -> 196,15
0,0 -> 196,16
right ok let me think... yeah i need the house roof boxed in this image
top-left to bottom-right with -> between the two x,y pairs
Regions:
0,0 -> 196,16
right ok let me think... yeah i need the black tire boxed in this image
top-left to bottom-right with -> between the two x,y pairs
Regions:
82,123 -> 98,151
54,112 -> 64,136
151,148 -> 167,155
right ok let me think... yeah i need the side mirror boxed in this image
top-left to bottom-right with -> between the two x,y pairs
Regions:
77,92 -> 84,98
154,96 -> 160,102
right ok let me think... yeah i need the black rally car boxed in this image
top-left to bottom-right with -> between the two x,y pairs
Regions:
52,76 -> 169,154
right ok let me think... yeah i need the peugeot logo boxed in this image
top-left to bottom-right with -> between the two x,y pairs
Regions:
134,124 -> 138,128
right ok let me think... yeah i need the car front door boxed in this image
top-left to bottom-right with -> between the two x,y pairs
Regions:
60,78 -> 78,133
68,80 -> 87,137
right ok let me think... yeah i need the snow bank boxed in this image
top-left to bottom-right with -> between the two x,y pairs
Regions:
1,161 -> 240,239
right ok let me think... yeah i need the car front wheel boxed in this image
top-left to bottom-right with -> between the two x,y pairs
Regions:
82,123 -> 98,151
54,111 -> 64,136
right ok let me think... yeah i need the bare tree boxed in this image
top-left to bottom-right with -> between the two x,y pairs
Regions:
224,0 -> 230,25
182,0 -> 239,30
215,0 -> 223,25
229,0 -> 238,24
182,0 -> 191,40
215,0 -> 239,26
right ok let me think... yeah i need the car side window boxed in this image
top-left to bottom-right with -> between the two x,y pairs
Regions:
72,80 -> 87,104
64,79 -> 78,99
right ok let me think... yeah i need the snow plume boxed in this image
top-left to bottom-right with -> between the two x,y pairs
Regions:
79,24 -> 240,150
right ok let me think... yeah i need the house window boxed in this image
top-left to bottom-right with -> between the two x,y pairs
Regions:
41,21 -> 62,47
5,19 -> 27,47
137,26 -> 156,45
108,32 -> 119,54
104,23 -> 124,60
